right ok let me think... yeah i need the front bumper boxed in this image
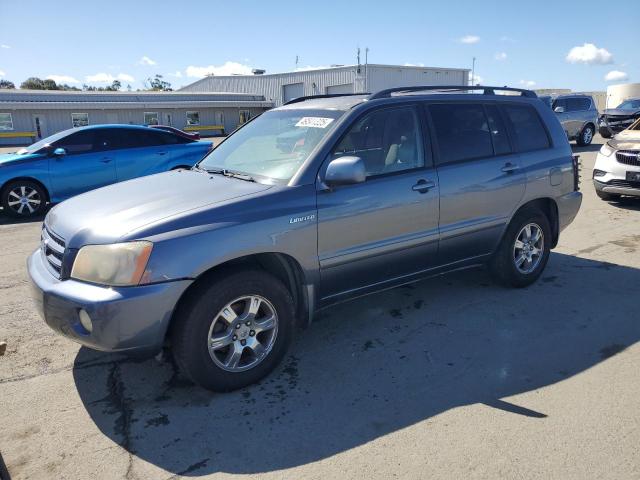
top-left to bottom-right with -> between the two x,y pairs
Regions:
593,151 -> 640,197
28,249 -> 192,355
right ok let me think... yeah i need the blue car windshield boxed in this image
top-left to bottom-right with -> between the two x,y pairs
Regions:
198,109 -> 344,183
16,128 -> 76,154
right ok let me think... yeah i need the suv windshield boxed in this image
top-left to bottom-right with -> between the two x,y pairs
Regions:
616,99 -> 640,110
198,109 -> 344,183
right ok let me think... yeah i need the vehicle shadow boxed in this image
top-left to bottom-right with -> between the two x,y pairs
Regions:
0,207 -> 49,226
571,142 -> 602,154
608,197 -> 640,211
72,252 -> 640,476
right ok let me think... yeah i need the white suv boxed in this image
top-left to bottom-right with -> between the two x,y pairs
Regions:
593,118 -> 640,201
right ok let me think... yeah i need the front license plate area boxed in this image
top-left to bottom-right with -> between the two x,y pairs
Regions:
626,171 -> 640,182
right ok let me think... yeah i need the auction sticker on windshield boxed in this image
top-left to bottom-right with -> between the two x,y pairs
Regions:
295,117 -> 335,128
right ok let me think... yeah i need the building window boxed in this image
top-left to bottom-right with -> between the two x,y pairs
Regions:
239,110 -> 251,125
144,112 -> 159,125
0,113 -> 14,131
186,111 -> 200,126
71,113 -> 89,128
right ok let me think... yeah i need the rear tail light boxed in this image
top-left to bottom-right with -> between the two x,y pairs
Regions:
572,154 -> 580,191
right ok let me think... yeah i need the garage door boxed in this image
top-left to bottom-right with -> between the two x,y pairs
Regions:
283,83 -> 304,103
326,83 -> 353,94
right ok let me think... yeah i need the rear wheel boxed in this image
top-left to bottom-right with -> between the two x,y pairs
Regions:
576,124 -> 594,146
1,180 -> 47,218
171,269 -> 295,391
490,208 -> 551,288
596,190 -> 621,201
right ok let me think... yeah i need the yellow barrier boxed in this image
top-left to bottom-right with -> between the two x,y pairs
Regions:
183,125 -> 224,132
0,131 -> 36,138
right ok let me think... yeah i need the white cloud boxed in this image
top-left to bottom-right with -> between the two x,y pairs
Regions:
604,70 -> 628,82
0,69 -> 5,78
459,35 -> 480,44
86,72 -> 134,83
168,70 -> 182,78
0,44 -> 9,49
138,56 -> 156,66
185,61 -> 253,78
500,36 -> 515,43
494,52 -> 507,61
519,79 -> 536,88
470,73 -> 483,84
566,43 -> 613,65
46,74 -> 80,84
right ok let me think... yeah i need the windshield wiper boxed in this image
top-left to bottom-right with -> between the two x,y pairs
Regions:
199,166 -> 256,182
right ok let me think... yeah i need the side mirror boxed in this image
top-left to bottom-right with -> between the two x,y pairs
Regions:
554,106 -> 565,113
53,147 -> 67,157
324,156 -> 366,187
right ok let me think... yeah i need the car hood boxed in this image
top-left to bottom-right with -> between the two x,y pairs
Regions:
46,169 -> 272,246
602,109 -> 640,117
0,152 -> 43,167
610,129 -> 640,150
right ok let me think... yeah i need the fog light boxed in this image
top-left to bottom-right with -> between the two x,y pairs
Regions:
78,309 -> 93,333
593,169 -> 606,178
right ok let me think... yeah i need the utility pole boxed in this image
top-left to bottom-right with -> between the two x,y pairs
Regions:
471,56 -> 476,86
365,47 -> 369,92
295,55 -> 299,69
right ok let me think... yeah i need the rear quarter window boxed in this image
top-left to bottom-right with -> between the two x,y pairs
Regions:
502,104 -> 550,152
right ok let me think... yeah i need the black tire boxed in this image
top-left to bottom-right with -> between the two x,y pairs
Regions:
171,269 -> 295,392
1,179 -> 47,218
490,207 -> 551,288
598,127 -> 612,139
596,190 -> 621,201
576,124 -> 594,146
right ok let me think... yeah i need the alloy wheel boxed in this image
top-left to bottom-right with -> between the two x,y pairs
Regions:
7,185 -> 42,215
513,223 -> 544,274
207,295 -> 278,372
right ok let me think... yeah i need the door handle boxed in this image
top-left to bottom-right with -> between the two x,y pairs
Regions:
501,162 -> 519,173
412,179 -> 436,193
100,157 -> 112,163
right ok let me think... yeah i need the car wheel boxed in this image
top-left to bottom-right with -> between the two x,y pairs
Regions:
1,180 -> 47,218
596,190 -> 621,201
598,127 -> 612,139
171,269 -> 295,392
577,125 -> 594,146
490,208 -> 551,288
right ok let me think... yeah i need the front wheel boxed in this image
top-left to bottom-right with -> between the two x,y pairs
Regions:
576,125 -> 594,146
490,208 -> 551,288
1,180 -> 47,218
171,269 -> 295,392
598,127 -> 612,139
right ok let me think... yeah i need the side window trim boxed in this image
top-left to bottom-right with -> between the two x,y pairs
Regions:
327,102 -> 431,180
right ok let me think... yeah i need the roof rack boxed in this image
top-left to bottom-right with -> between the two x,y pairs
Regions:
283,93 -> 370,105
368,85 -> 537,100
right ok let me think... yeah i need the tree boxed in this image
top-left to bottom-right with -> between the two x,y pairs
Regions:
20,77 -> 46,89
0,80 -> 15,89
144,74 -> 172,91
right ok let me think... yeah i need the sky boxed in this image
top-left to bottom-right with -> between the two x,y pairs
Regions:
0,0 -> 637,92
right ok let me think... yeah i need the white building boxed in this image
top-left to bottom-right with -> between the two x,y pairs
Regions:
606,83 -> 640,109
180,64 -> 470,106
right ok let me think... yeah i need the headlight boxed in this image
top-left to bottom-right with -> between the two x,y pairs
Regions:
71,241 -> 153,286
599,142 -> 615,157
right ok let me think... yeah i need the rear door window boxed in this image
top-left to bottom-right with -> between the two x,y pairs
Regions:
566,97 -> 591,111
485,105 -> 511,155
428,103 -> 493,164
502,104 -> 550,152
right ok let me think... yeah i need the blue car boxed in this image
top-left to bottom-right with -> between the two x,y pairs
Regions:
0,124 -> 213,218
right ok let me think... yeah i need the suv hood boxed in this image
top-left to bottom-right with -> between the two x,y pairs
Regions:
0,152 -> 43,167
46,169 -> 272,246
610,129 -> 640,150
602,108 -> 640,117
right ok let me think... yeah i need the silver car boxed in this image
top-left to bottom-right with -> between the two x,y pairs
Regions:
28,85 -> 583,392
540,94 -> 599,146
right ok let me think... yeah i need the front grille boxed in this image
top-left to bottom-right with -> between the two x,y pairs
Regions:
606,179 -> 640,189
41,226 -> 66,278
616,150 -> 640,167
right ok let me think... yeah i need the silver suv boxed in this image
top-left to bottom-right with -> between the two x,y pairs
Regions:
540,94 -> 598,146
28,85 -> 583,391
